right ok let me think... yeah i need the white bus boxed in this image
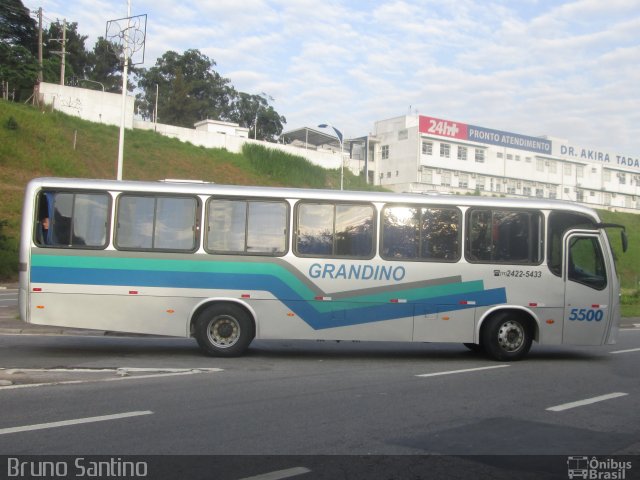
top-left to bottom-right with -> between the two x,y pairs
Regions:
18,177 -> 628,360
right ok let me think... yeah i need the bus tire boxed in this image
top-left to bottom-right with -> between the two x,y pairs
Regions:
481,312 -> 532,361
194,304 -> 255,357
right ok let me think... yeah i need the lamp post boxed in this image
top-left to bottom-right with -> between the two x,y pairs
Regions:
318,123 -> 344,190
79,79 -> 105,92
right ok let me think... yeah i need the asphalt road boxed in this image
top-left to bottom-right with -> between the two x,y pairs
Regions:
1,286 -> 639,479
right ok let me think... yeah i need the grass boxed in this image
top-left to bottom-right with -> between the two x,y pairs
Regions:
0,100 -> 379,279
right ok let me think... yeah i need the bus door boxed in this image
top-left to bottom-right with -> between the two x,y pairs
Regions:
563,232 -> 611,345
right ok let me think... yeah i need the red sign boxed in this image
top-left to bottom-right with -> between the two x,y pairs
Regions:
419,116 -> 468,140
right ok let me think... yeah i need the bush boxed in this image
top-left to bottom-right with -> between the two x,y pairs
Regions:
5,116 -> 18,130
0,220 -> 18,281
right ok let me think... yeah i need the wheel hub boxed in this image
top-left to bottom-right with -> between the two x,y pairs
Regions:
497,320 -> 524,352
208,316 -> 240,348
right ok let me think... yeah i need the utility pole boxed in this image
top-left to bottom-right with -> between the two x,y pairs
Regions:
37,8 -> 43,83
51,19 -> 67,85
60,19 -> 66,85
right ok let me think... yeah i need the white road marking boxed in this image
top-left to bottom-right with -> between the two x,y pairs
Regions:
0,367 -> 222,390
0,411 -> 153,435
416,365 -> 509,377
610,347 -> 640,354
546,392 -> 628,412
239,467 -> 311,480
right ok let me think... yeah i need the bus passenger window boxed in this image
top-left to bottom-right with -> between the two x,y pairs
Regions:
116,195 -> 198,251
206,199 -> 288,255
381,205 -> 460,262
295,202 -> 374,258
466,209 -> 542,264
35,191 -> 109,248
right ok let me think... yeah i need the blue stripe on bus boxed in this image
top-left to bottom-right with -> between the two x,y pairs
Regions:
31,266 -> 506,330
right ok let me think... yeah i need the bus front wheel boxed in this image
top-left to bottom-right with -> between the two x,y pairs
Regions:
194,304 -> 255,357
481,312 -> 532,361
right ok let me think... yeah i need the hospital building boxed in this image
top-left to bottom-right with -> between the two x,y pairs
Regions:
361,114 -> 640,212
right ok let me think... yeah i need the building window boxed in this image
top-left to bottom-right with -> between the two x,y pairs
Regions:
440,143 -> 450,158
476,177 -> 485,191
441,171 -> 451,186
398,129 -> 408,140
386,172 -> 391,178
536,159 -> 544,172
564,164 -> 572,176
523,186 -> 532,196
475,149 -> 485,163
548,161 -> 557,174
459,174 -> 469,189
422,141 -> 433,155
549,186 -> 557,199
381,145 -> 389,160
515,155 -> 521,162
577,166 -> 584,178
535,188 -> 544,198
497,152 -> 503,159
457,146 -> 467,161
618,172 -> 626,185
603,170 -> 611,182
507,181 -> 516,194
506,154 -> 513,161
421,168 -> 433,184
525,157 -> 532,163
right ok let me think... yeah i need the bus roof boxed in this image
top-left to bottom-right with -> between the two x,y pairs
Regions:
26,177 -> 601,219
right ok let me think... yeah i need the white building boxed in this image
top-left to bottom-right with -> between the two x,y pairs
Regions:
367,114 -> 640,212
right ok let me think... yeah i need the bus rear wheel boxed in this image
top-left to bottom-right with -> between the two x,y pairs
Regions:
481,312 -> 532,361
194,304 -> 255,357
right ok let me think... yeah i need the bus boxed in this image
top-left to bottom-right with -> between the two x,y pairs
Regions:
18,177 -> 628,361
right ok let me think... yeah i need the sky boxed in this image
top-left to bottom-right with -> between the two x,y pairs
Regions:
26,0 -> 640,156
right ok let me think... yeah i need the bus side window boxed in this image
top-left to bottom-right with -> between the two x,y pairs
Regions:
547,212 -> 594,276
568,237 -> 607,290
35,191 -> 109,248
35,192 -> 51,245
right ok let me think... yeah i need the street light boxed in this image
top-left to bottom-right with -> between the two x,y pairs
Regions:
79,79 -> 105,92
318,123 -> 344,190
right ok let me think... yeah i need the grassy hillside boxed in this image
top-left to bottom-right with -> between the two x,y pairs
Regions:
0,100 -> 377,279
1,100 -> 638,315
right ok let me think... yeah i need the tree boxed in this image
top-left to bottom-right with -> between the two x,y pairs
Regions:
83,37 -> 129,93
0,43 -> 38,99
137,49 -> 236,127
0,0 -> 38,99
229,92 -> 286,142
0,0 -> 37,52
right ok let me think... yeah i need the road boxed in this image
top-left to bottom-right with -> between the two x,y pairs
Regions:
1,287 -> 639,479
